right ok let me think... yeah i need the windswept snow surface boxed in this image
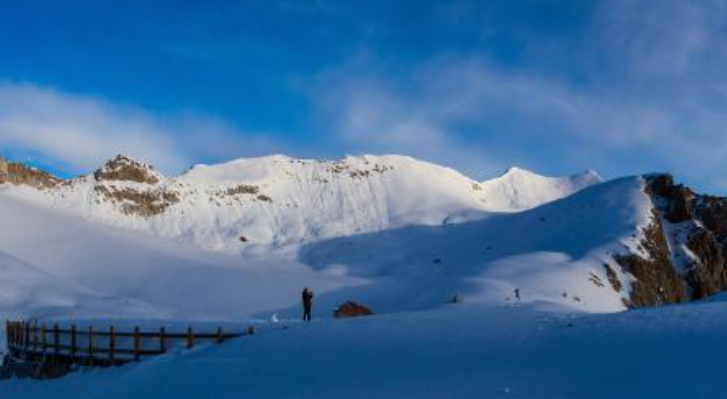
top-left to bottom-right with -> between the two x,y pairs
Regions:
1,155 -> 600,255
1,156 -> 679,398
0,194 -> 364,324
0,250 -> 158,322
479,167 -> 602,212
301,176 -> 651,313
0,173 -> 648,326
3,303 -> 727,399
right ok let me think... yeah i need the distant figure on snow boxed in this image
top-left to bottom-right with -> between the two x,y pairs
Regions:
514,288 -> 521,303
302,287 -> 314,321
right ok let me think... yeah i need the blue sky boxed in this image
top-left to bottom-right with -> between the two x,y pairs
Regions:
1,1 -> 727,193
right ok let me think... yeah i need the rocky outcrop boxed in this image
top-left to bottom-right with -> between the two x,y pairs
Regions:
333,301 -> 374,318
94,155 -> 161,184
695,195 -> 727,244
0,154 -> 61,189
95,185 -> 179,217
618,174 -> 727,307
90,155 -> 179,217
646,174 -> 695,223
685,229 -> 727,298
614,211 -> 688,307
0,154 -> 8,182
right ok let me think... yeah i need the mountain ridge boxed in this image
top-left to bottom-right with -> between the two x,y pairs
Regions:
0,153 -> 600,255
2,152 -> 727,315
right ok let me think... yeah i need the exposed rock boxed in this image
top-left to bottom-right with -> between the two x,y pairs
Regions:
623,174 -> 727,305
333,301 -> 374,318
685,229 -> 727,299
604,264 -> 622,292
695,195 -> 727,244
614,211 -> 689,308
645,174 -> 694,223
95,185 -> 179,217
588,272 -> 605,288
94,155 -> 161,184
225,184 -> 259,196
0,155 -> 61,189
0,154 -> 8,182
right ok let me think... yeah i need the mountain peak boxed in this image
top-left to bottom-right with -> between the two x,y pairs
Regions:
572,169 -> 603,184
94,154 -> 163,184
499,166 -> 540,178
479,166 -> 602,212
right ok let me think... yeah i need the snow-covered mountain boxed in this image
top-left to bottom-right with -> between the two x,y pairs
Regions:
0,154 -> 601,255
0,193 -> 362,321
2,152 -> 727,317
5,152 -> 727,397
479,166 -> 602,211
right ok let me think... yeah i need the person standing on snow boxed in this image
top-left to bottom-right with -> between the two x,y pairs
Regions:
302,287 -> 314,321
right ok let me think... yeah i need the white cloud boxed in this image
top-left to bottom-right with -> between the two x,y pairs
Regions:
0,82 -> 277,174
311,1 -> 727,191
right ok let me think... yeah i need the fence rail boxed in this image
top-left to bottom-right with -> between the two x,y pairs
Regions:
5,320 -> 255,369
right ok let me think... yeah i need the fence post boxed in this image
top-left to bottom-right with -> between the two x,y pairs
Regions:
7,321 -> 11,346
32,323 -> 38,356
216,326 -> 223,344
30,322 -> 38,361
53,324 -> 60,364
160,327 -> 167,353
41,324 -> 47,360
24,322 -> 30,351
134,326 -> 141,361
109,326 -> 116,365
71,324 -> 78,363
187,327 -> 194,349
88,326 -> 95,366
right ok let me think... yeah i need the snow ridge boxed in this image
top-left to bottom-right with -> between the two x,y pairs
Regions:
0,154 -> 601,255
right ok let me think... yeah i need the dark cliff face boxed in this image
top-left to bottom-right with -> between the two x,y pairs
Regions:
614,211 -> 688,308
617,174 -> 727,308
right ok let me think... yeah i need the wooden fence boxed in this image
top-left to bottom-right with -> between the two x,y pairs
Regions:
5,320 -> 255,369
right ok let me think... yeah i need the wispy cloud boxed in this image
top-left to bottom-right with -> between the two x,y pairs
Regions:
311,1 -> 727,191
0,82 -> 278,175
3,1 -> 727,192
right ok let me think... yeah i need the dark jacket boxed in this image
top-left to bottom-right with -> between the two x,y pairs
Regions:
302,290 -> 313,308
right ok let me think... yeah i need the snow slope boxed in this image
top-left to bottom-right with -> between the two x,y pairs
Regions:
0,194 -> 363,323
0,170 -> 647,327
3,302 -> 726,399
0,250 -> 158,322
301,176 -> 651,313
1,154 -> 601,255
0,156 -> 716,398
479,167 -> 602,211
